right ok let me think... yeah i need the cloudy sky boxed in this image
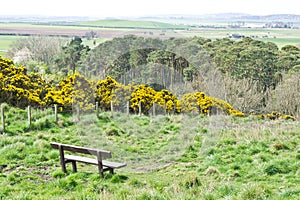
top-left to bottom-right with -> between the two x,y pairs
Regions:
1,0 -> 299,17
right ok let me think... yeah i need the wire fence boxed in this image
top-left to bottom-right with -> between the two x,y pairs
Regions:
0,100 -> 196,133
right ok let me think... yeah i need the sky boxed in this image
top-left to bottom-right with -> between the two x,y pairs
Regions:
1,0 -> 300,17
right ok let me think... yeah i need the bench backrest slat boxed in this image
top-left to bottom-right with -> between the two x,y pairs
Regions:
50,142 -> 112,159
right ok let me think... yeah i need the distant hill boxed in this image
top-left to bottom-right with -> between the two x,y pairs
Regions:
197,13 -> 300,21
77,19 -> 187,29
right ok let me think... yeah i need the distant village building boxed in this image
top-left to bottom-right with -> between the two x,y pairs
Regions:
229,34 -> 245,39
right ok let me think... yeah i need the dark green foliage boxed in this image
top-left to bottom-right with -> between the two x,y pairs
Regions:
110,174 -> 128,183
264,161 -> 291,175
54,37 -> 90,75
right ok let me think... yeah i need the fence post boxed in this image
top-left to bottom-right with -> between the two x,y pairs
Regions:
152,102 -> 156,117
28,105 -> 31,126
110,101 -> 114,118
96,102 -> 99,115
1,105 -> 5,132
173,102 -> 176,115
138,101 -> 142,116
54,104 -> 58,124
126,101 -> 130,116
76,104 -> 80,121
164,100 -> 167,115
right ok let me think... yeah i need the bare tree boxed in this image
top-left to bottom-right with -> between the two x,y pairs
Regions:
8,35 -> 65,66
267,72 -> 300,118
223,77 -> 266,114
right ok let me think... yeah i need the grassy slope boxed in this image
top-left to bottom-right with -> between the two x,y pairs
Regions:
77,19 -> 187,29
0,105 -> 300,199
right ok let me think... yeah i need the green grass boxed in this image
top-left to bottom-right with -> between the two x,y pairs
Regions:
78,19 -> 187,29
82,38 -> 110,48
0,35 -> 22,57
0,105 -> 299,199
0,36 -> 17,50
177,28 -> 300,48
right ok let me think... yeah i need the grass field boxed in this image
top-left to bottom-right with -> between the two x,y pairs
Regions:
0,20 -> 300,56
78,19 -> 188,29
177,28 -> 300,48
0,36 -> 21,56
0,105 -> 299,199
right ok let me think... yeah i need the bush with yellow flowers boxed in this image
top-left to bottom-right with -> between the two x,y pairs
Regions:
180,91 -> 246,117
155,89 -> 181,114
95,76 -> 118,111
181,92 -> 212,114
0,56 -> 296,120
0,56 -> 50,108
256,111 -> 296,121
45,72 -> 95,111
113,83 -> 134,110
130,84 -> 156,114
210,97 -> 246,117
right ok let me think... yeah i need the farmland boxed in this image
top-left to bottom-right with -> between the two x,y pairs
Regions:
1,18 -> 300,56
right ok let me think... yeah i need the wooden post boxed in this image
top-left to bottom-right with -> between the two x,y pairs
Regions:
126,101 -> 130,116
138,101 -> 142,116
164,100 -> 167,115
1,105 -> 5,132
110,101 -> 114,118
96,102 -> 99,115
28,105 -> 31,126
76,104 -> 80,121
152,102 -> 156,117
173,102 -> 176,115
54,104 -> 58,124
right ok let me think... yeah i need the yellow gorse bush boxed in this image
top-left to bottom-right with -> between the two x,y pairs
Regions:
130,84 -> 156,113
45,72 -> 95,111
155,89 -> 180,114
0,56 -> 295,120
0,56 -> 50,107
95,76 -> 118,111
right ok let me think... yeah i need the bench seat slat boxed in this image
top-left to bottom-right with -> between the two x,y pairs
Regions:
65,155 -> 126,169
65,155 -> 98,165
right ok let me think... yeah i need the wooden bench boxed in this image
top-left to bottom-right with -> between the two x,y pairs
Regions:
50,142 -> 126,177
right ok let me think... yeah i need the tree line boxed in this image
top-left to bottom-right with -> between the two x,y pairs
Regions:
6,35 -> 300,117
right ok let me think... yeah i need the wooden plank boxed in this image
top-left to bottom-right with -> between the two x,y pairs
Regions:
65,155 -> 98,165
65,155 -> 126,168
50,142 -> 112,159
102,160 -> 127,169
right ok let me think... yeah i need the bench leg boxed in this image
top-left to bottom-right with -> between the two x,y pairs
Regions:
109,168 -> 114,174
60,159 -> 67,173
71,161 -> 77,172
98,165 -> 104,177
58,145 -> 67,173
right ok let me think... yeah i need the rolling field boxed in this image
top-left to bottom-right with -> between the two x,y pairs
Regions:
78,19 -> 187,29
1,19 -> 300,56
